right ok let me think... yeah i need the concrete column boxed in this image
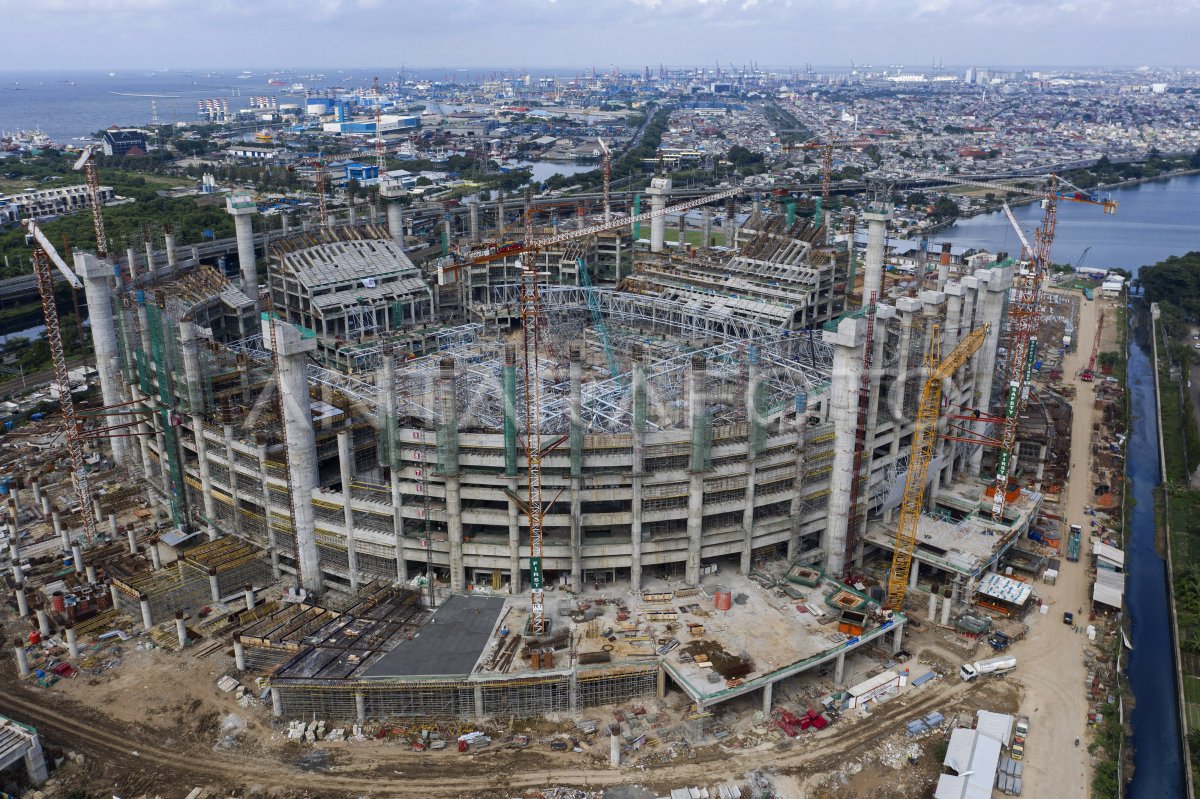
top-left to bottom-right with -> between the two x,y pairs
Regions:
10,563 -> 21,585
379,343 -> 406,583
85,564 -> 97,584
36,609 -> 51,638
135,293 -> 168,489
944,282 -> 965,356
677,211 -> 686,246
110,584 -> 120,608
208,572 -> 221,603
723,199 -> 736,248
40,495 -> 50,517
74,253 -> 130,465
222,424 -> 243,539
271,688 -> 282,717
126,246 -> 139,281
685,355 -> 708,585
970,265 -> 1013,474
928,591 -> 938,621
149,542 -> 161,570
266,317 -> 322,595
860,203 -> 892,308
180,321 -> 218,540
909,559 -> 920,590
14,583 -> 28,618
234,640 -> 247,670
30,479 -> 41,512
937,242 -> 952,291
52,512 -> 67,549
338,430 -> 361,592
630,346 -> 647,592
568,346 -> 583,593
610,731 -> 621,769
71,544 -> 83,574
890,298 -> 922,426
702,208 -> 712,247
140,597 -> 153,630
657,667 -> 667,699
647,175 -> 672,253
740,348 -> 760,575
569,670 -> 579,713
13,642 -> 29,678
164,231 -> 178,269
892,623 -> 905,654
496,192 -> 506,237
959,276 -> 979,337
437,357 -> 465,593
823,315 -> 866,577
126,523 -> 138,556
834,651 -> 846,687
144,237 -> 155,274
762,681 -> 773,715
256,441 -> 282,579
356,690 -> 366,722
386,202 -> 405,246
468,199 -> 480,243
175,611 -> 188,649
65,627 -> 79,658
226,195 -> 258,306
856,304 -> 894,568
107,514 -> 118,541
244,584 -> 257,611
940,596 -> 952,626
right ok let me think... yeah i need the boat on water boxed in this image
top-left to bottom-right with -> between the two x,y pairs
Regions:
268,79 -> 286,86
255,129 -> 274,144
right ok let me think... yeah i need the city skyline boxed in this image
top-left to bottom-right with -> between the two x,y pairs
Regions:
2,0 -> 1199,70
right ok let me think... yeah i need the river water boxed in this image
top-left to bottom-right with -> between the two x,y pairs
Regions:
946,175 -> 1199,797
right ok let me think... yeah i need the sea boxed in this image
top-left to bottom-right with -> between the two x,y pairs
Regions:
947,175 -> 1200,797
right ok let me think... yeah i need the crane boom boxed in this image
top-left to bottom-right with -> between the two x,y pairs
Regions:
886,323 -> 989,611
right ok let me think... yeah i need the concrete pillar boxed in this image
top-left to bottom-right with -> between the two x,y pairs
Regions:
970,265 -> 1013,474
569,670 -> 579,713
937,242 -> 952,291
140,597 -> 154,630
164,231 -> 178,269
107,513 -> 118,541
91,498 -> 103,525
244,584 -> 256,611
473,684 -> 484,719
940,596 -> 952,626
13,642 -> 29,678
908,559 -> 920,590
928,592 -> 938,621
65,626 -> 79,658
30,479 -> 41,511
74,253 -> 130,465
226,195 -> 258,306
568,346 -> 583,593
85,564 -> 97,584
180,321 -> 217,540
630,346 -> 647,592
71,544 -> 83,574
256,441 -> 282,579
144,237 -> 155,274
890,297 -> 922,429
52,512 -> 68,550
834,651 -> 846,687
861,202 -> 892,308
822,315 -> 866,577
762,681 -> 773,715
685,355 -> 708,585
175,611 -> 188,649
266,317 -> 323,595
14,583 -> 28,618
234,640 -> 247,670
110,584 -> 120,609
337,430 -> 361,592
677,211 -> 686,246
149,542 -> 161,570
378,343 -> 407,582
647,175 -> 672,253
496,192 -> 506,237
386,202 -> 405,246
208,572 -> 221,603
126,246 -> 139,281
221,423 -> 243,539
438,357 -> 465,593
892,623 -> 905,654
126,523 -> 138,556
10,562 -> 21,585
702,208 -> 712,247
740,348 -> 760,575
468,198 -> 480,243
657,667 -> 667,699
272,688 -> 283,717
609,731 -> 621,769
723,199 -> 736,248
36,609 -> 51,638
39,494 -> 50,517
356,690 -> 366,722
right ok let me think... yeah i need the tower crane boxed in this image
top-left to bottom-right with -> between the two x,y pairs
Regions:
289,155 -> 329,225
23,221 -> 98,544
373,76 -> 386,178
887,323 -> 989,611
927,174 -> 1116,522
452,184 -> 740,634
75,146 -> 110,258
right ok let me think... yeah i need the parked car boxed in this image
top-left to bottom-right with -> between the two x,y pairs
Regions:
1063,611 -> 1074,625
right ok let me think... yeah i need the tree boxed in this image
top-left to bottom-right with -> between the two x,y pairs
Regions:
931,197 -> 960,220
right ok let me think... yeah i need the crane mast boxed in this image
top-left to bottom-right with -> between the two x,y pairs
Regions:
887,324 -> 989,611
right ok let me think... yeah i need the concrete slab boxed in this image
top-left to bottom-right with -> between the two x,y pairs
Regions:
362,594 -> 504,679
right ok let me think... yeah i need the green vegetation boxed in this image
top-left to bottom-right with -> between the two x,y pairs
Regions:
1139,252 -> 1200,323
1089,701 -> 1123,797
1063,151 -> 1197,191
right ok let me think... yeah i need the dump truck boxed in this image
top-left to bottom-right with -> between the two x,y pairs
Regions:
1067,523 -> 1083,562
960,654 -> 1017,681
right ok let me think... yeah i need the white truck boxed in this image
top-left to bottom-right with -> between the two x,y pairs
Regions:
960,654 -> 1018,681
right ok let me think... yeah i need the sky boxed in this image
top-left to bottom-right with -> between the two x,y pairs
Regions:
2,0 -> 1198,70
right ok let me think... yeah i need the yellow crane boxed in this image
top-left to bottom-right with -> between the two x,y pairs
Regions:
886,322 -> 989,611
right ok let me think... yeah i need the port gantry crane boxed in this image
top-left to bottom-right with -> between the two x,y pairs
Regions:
887,323 -> 990,612
440,185 -> 740,634
926,173 -> 1115,522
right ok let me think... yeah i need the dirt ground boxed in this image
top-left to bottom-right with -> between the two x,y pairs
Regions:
1004,290 -> 1116,799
